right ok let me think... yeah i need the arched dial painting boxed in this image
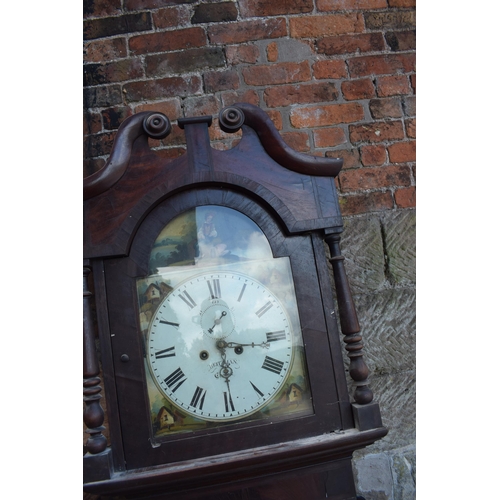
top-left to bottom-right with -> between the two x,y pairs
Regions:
136,205 -> 313,441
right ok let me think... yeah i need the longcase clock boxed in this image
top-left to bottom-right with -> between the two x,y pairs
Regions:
83,103 -> 387,499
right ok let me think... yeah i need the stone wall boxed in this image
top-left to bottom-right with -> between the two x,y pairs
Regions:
340,210 -> 416,499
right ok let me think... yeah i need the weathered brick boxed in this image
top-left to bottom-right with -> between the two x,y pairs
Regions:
341,79 -> 376,100
348,53 -> 415,77
317,33 -> 385,55
267,42 -> 278,62
192,2 -> 238,24
410,74 -> 416,93
290,13 -> 365,38
349,121 -> 405,143
84,111 -> 102,136
388,0 -> 415,6
361,144 -> 386,166
153,6 -> 191,29
264,82 -> 338,108
84,85 -> 123,108
394,186 -> 415,208
313,127 -> 347,148
204,70 -> 240,93
84,0 -> 122,18
208,18 -> 286,44
364,10 -> 415,30
145,47 -> 225,77
385,30 -> 416,52
312,60 -> 348,79
281,131 -> 310,152
387,141 -> 416,162
215,120 -> 243,140
84,58 -> 143,86
242,61 -> 310,86
221,89 -> 260,107
369,98 -> 403,119
84,38 -> 127,64
129,27 -> 206,55
326,148 -> 360,169
266,110 -> 283,130
123,75 -> 202,101
317,0 -> 387,11
339,165 -> 411,192
134,99 -> 182,119
101,106 -> 133,130
158,124 -> 188,146
339,191 -> 394,215
183,95 -> 220,117
240,0 -> 313,17
148,136 -> 162,149
84,64 -> 103,87
402,95 -> 416,116
405,118 -> 416,139
376,75 -> 411,97
267,39 -> 314,62
85,131 -> 117,157
84,12 -> 152,40
290,103 -> 364,128
226,45 -> 260,65
125,0 -> 196,9
210,119 -> 243,141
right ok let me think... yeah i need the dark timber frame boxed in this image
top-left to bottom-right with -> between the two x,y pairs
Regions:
83,103 -> 387,499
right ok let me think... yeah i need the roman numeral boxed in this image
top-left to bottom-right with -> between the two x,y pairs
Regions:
224,391 -> 235,413
178,291 -> 197,310
262,356 -> 284,375
207,278 -> 221,299
237,283 -> 247,302
266,330 -> 286,342
164,368 -> 187,392
154,347 -> 175,359
159,320 -> 179,328
250,381 -> 264,397
255,301 -> 273,318
190,386 -> 207,410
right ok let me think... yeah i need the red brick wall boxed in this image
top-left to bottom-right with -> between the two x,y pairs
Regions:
84,0 -> 415,215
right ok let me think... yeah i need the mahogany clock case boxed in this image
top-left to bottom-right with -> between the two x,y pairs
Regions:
100,187 -> 353,470
83,104 -> 387,499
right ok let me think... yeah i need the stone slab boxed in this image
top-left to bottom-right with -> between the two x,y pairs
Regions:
382,209 -> 416,285
353,445 -> 416,500
353,288 -> 416,375
340,215 -> 386,293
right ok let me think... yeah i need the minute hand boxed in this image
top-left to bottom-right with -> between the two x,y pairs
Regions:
225,341 -> 270,349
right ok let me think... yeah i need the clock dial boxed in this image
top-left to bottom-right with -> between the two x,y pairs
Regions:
147,271 -> 294,422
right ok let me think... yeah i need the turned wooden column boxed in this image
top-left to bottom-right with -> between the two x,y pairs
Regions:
83,263 -> 107,454
324,232 -> 373,405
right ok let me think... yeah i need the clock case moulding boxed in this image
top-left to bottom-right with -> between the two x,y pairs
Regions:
83,103 -> 387,500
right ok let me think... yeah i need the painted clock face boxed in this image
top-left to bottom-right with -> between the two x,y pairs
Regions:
137,205 -> 314,439
147,271 -> 294,421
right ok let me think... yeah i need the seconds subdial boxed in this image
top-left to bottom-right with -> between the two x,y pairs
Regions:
200,298 -> 235,339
